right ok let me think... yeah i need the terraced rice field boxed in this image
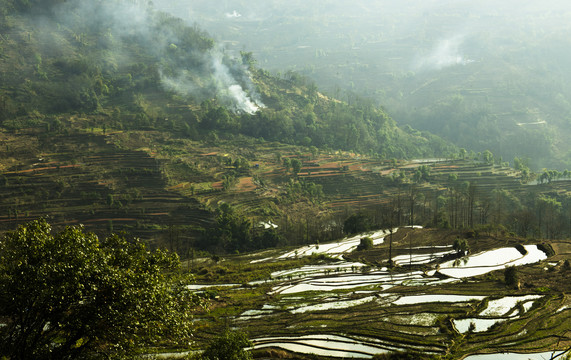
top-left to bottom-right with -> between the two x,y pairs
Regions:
190,227 -> 570,359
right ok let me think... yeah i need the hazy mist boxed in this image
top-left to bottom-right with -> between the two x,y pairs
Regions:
151,0 -> 571,169
41,0 -> 263,114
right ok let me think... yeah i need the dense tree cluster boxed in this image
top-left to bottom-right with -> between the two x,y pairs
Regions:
0,219 -> 196,359
0,0 -> 453,162
198,203 -> 281,253
343,212 -> 372,234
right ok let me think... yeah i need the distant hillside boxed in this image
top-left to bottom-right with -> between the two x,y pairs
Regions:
0,0 -> 453,159
6,0 -> 570,259
161,0 -> 571,170
0,0 -> 458,249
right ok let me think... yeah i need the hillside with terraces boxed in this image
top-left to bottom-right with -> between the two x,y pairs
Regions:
3,120 -> 570,256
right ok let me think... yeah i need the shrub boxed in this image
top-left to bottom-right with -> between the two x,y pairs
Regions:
356,236 -> 374,251
0,219 -> 195,359
201,329 -> 253,360
537,243 -> 555,257
504,266 -> 519,288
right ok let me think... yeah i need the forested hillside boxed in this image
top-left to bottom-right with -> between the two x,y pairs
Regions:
162,0 -> 571,170
0,0 -> 457,248
1,0 -> 571,252
0,0 -> 452,158
0,3 -> 570,359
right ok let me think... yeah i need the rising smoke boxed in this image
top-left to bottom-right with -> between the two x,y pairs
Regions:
49,0 -> 264,114
166,50 -> 264,115
412,35 -> 474,72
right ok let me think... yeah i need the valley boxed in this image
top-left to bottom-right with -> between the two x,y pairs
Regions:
0,1 -> 570,359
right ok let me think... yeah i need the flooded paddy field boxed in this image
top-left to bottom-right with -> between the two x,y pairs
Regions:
189,227 -> 571,359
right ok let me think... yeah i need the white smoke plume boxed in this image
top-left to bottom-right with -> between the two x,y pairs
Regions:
225,10 -> 242,18
210,54 -> 264,114
159,50 -> 265,114
413,35 -> 474,71
50,0 -> 264,115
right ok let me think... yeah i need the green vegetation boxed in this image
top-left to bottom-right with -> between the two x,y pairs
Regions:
504,266 -> 519,289
356,236 -> 374,251
343,212 -> 372,235
200,329 -> 253,360
0,219 -> 197,359
168,0 -> 571,170
0,1 -> 570,358
453,238 -> 469,256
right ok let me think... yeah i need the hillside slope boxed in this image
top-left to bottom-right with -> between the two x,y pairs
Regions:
160,0 -> 571,170
1,1 -> 570,257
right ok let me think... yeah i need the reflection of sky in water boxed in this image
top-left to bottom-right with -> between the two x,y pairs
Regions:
252,334 -> 396,358
393,294 -> 485,305
229,237 -> 551,359
438,245 -> 547,278
479,295 -> 541,317
253,343 -> 373,358
463,351 -> 569,360
290,296 -> 378,313
454,318 -> 507,333
392,250 -> 455,265
277,229 -> 391,259
272,245 -> 547,295
453,294 -> 543,334
272,262 -> 366,278
272,271 -> 428,295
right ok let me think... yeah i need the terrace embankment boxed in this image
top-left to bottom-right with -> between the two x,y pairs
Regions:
0,132 -> 212,246
189,227 -> 570,359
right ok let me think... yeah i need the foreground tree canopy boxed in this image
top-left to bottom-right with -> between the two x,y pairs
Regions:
0,219 -> 196,360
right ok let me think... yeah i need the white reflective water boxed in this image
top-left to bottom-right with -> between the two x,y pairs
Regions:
253,342 -> 374,358
290,296 -> 378,314
453,295 -> 543,334
437,245 -> 547,278
252,334 -> 398,359
479,295 -> 542,317
272,270 -> 432,295
392,250 -> 456,266
393,294 -> 485,306
463,351 -> 569,360
192,227 -> 554,359
277,229 -> 393,259
272,262 -> 366,279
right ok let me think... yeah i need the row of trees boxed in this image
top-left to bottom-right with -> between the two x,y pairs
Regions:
188,158 -> 571,255
339,181 -> 571,241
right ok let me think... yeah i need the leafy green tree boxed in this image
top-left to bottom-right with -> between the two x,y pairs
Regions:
0,219 -> 196,360
482,150 -> 494,164
222,174 -> 238,190
240,51 -> 256,69
291,158 -> 302,176
356,236 -> 374,251
201,329 -> 253,360
504,266 -> 519,289
282,157 -> 291,172
413,165 -> 431,183
343,212 -> 371,234
453,238 -> 469,255
204,203 -> 252,253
